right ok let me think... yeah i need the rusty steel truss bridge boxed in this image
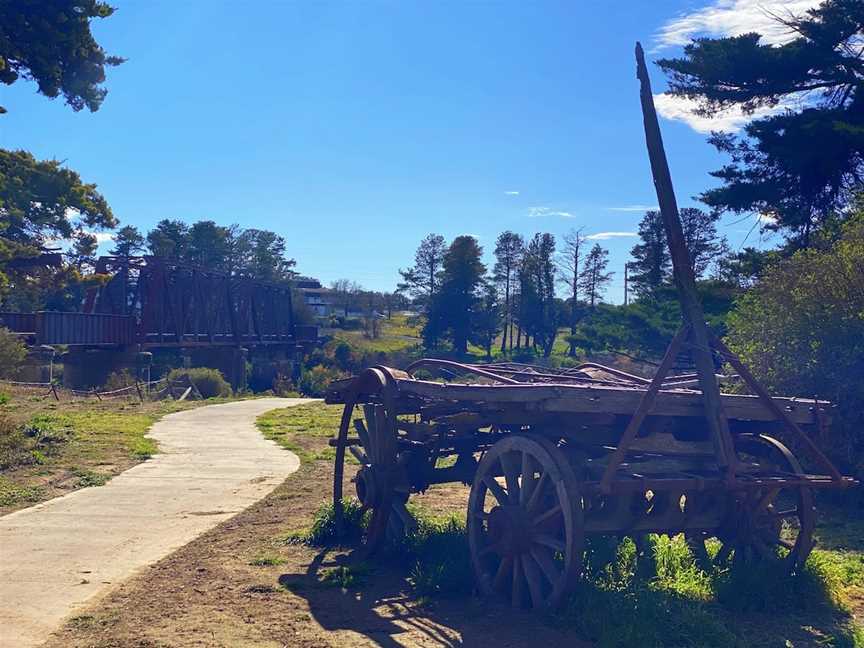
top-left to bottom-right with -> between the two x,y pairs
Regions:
1,256 -> 317,349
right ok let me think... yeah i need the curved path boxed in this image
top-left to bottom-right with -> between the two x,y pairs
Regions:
0,398 -> 305,648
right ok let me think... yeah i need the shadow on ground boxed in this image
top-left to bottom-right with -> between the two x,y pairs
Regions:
279,550 -> 584,648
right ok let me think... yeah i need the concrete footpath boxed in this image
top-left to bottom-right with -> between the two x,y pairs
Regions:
0,398 -> 305,648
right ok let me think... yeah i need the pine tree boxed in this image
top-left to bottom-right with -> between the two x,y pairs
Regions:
519,233 -> 558,357
493,231 -> 524,353
425,236 -> 485,354
579,243 -> 613,308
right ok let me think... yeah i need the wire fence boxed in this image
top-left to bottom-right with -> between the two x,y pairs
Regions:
0,377 -> 197,403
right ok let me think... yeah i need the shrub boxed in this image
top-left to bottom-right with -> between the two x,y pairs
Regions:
103,369 -> 135,391
298,365 -> 344,398
166,367 -> 231,398
0,327 -> 27,378
287,499 -> 367,546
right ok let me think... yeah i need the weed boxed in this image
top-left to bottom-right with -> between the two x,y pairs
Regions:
71,468 -> 109,488
131,437 -> 157,459
0,476 -> 44,507
401,513 -> 473,598
249,554 -> 286,567
284,499 -> 368,546
321,563 -> 370,589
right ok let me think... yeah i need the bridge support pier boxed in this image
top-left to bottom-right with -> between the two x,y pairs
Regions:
61,347 -> 152,390
247,346 -> 300,392
187,347 -> 248,392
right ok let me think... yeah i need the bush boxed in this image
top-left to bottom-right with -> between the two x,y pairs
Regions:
103,369 -> 135,391
726,213 -> 864,479
298,365 -> 344,398
166,367 -> 231,398
0,327 -> 27,378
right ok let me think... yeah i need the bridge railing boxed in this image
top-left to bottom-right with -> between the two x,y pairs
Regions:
37,312 -> 137,345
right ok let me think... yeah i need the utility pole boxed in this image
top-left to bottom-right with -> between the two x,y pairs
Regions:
624,263 -> 629,306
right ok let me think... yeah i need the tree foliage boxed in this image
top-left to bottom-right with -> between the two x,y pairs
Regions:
110,225 -> 144,259
519,233 -> 558,356
629,208 -> 727,296
0,149 -> 115,303
398,233 -> 447,306
579,243 -> 613,308
0,0 -> 124,114
493,231 -> 524,353
657,0 -> 864,244
726,211 -> 864,472
425,236 -> 486,354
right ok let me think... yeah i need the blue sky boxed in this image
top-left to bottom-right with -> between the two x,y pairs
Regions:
1,0 -> 812,302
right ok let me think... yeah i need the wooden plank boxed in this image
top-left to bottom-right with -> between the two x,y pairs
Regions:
393,379 -> 824,424
711,334 -> 843,480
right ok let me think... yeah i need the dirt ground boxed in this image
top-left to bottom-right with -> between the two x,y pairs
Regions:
43,450 -> 587,648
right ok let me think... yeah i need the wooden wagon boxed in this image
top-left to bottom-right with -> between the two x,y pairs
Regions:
325,359 -> 852,609
323,44 -> 855,609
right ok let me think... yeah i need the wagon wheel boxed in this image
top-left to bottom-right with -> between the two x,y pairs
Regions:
686,434 -> 815,573
333,368 -> 415,554
468,435 -> 584,609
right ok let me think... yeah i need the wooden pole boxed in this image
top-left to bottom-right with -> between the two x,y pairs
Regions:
600,324 -> 690,492
635,42 -> 736,473
710,333 -> 843,480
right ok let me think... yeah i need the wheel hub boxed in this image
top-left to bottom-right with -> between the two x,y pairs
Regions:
355,465 -> 382,507
487,505 -> 533,555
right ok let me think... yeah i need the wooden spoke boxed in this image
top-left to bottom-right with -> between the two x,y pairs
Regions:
348,444 -> 368,464
520,451 -> 536,506
493,557 -> 512,590
522,553 -> 545,609
352,417 -> 371,454
525,471 -> 549,513
500,452 -> 521,504
532,504 -> 562,527
774,537 -> 795,551
533,533 -> 566,553
484,476 -> 509,506
512,555 -> 524,608
531,546 -> 561,586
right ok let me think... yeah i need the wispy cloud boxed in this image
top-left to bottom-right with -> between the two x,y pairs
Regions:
586,231 -> 637,240
652,1 -> 817,133
87,231 -> 114,244
606,204 -> 659,213
528,206 -> 575,219
653,92 -> 795,134
654,0 -> 820,50
504,190 -> 520,196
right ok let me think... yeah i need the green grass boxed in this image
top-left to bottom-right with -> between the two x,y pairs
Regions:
321,563 -> 371,589
330,312 -> 423,354
249,553 -> 286,567
256,402 -> 348,464
0,475 -> 44,507
297,498 -> 863,647
0,396 -> 203,511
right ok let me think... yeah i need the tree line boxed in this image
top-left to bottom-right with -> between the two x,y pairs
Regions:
396,203 -> 736,358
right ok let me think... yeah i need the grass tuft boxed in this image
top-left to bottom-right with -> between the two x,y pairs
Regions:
320,563 -> 371,589
280,499 -> 368,547
249,554 -> 285,567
